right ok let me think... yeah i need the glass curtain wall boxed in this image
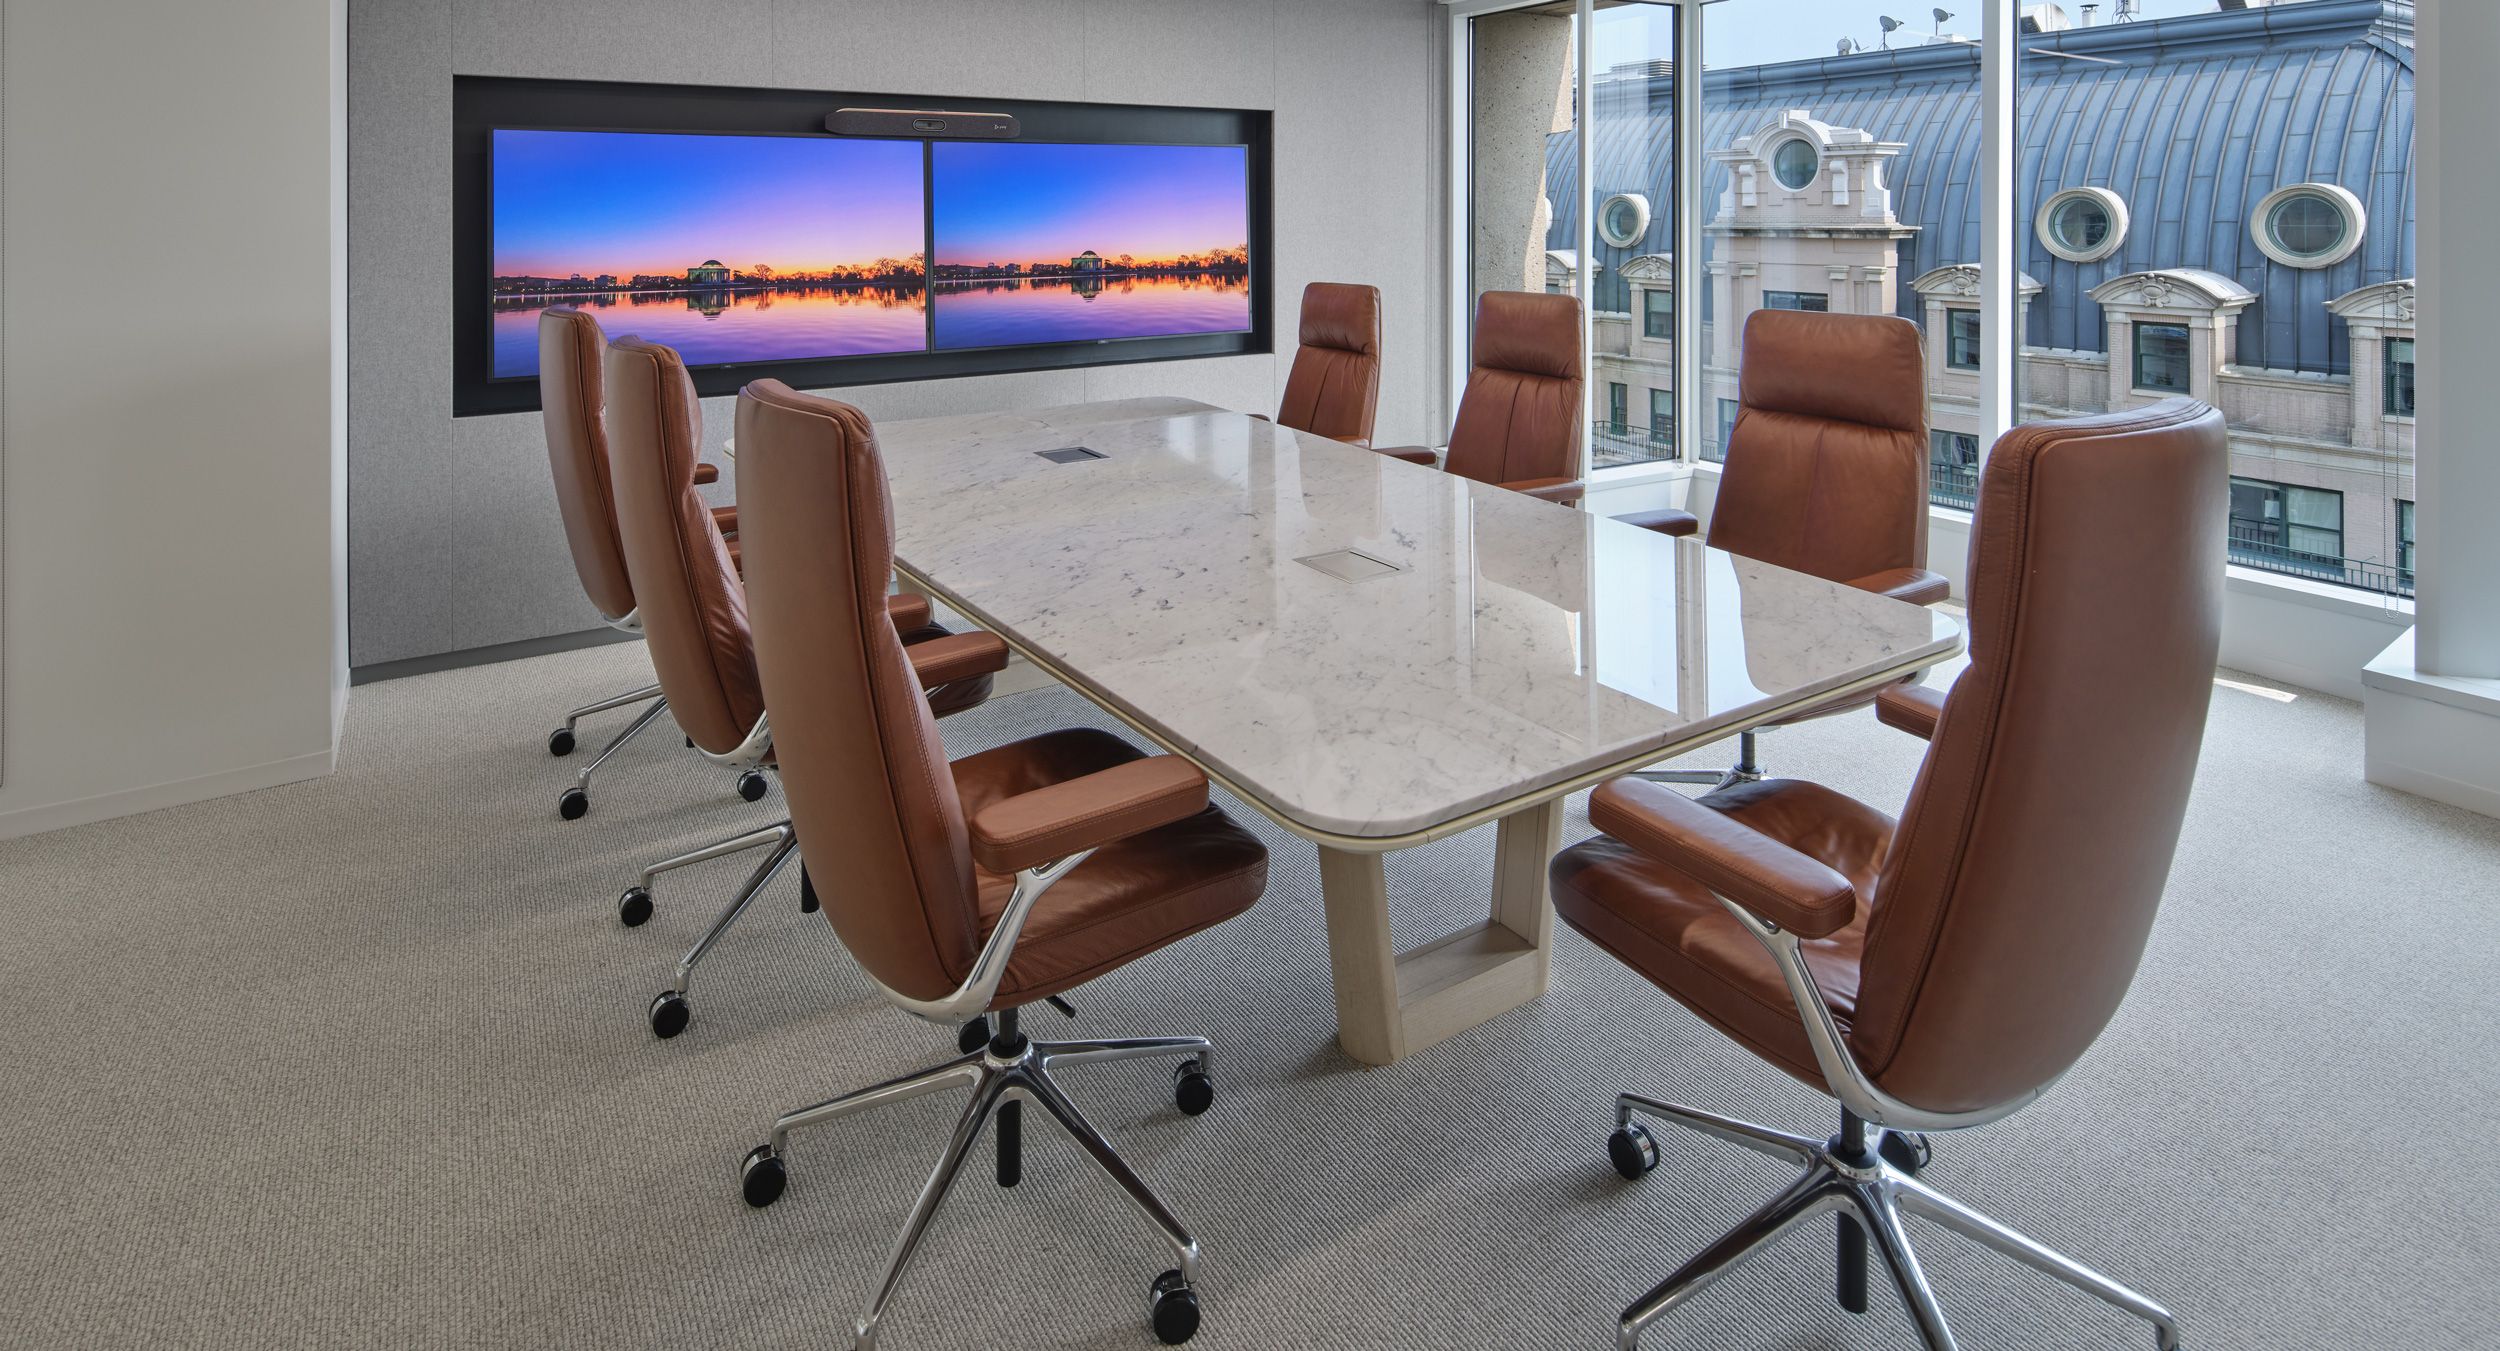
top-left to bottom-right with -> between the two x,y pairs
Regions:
1580,2 -> 1677,468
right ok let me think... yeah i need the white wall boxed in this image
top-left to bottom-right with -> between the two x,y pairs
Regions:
0,0 -> 349,838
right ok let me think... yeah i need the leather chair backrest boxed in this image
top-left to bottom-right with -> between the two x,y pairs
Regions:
1853,399 -> 2227,1116
601,337 -> 765,757
1709,310 -> 1930,583
538,307 -> 637,622
733,379 -> 983,1004
1443,290 -> 1584,487
1277,282 -> 1383,446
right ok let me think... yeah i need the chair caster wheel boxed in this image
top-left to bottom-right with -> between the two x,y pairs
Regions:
558,787 -> 590,821
1172,1059 -> 1215,1116
739,1143 -> 786,1208
548,727 -> 576,756
1150,1269 -> 1200,1345
1878,1130 -> 1931,1177
1608,1123 -> 1660,1181
958,1016 -> 991,1055
618,887 -> 653,928
736,770 -> 769,803
648,989 -> 690,1039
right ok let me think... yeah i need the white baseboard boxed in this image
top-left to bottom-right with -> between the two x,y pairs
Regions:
0,746 -> 338,842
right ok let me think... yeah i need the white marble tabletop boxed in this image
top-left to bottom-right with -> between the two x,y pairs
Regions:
865,398 -> 1962,844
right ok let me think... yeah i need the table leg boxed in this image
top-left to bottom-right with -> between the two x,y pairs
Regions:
1316,797 -> 1566,1067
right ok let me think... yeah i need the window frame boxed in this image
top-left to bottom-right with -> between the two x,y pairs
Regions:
1945,309 -> 1982,371
2250,182 -> 2368,270
2132,321 -> 2193,394
1764,290 -> 1830,313
2385,336 -> 2416,419
1641,287 -> 1672,340
2034,186 -> 2130,264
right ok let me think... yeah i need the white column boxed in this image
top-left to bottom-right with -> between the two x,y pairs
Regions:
2413,0 -> 2500,678
1976,0 -> 2018,456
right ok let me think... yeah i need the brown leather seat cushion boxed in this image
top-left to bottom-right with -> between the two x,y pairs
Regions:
896,622 -> 996,718
953,728 -> 1267,1006
1550,779 -> 1893,1089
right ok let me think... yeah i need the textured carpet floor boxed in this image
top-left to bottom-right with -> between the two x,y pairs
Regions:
3,642 -> 2494,1350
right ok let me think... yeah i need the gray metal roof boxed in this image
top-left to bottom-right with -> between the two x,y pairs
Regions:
1544,0 -> 2414,375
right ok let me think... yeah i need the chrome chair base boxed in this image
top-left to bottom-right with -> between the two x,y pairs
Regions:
628,820 -> 798,1039
741,1016 -> 1215,1349
1634,730 -> 1765,792
554,684 -> 669,820
1609,1093 -> 2182,1351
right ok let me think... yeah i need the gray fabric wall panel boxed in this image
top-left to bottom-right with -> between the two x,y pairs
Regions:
348,0 -> 1442,669
347,0 -> 456,666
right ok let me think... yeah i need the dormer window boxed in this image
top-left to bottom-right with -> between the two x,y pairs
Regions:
2036,187 -> 2129,264
2253,183 -> 2366,269
1598,193 -> 1651,249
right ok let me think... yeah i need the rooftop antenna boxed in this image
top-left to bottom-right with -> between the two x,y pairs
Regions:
1878,14 -> 1904,47
1837,35 -> 1860,55
1933,8 -> 1955,34
2112,0 -> 2138,21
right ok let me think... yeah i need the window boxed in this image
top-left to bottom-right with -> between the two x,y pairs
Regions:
2230,478 -> 2344,567
1929,430 -> 1980,511
1710,397 -> 1740,465
1598,193 -> 1652,249
1771,137 -> 1819,192
1648,387 -> 1674,443
1946,310 -> 1981,371
2398,499 -> 2416,583
2385,337 -> 2416,418
2036,187 -> 2129,264
1764,291 -> 1828,313
1608,381 -> 1629,433
2133,322 -> 2192,393
2252,183 -> 2367,269
1642,288 -> 1672,340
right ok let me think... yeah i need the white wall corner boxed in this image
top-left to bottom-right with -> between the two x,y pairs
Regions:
2363,627 -> 2500,820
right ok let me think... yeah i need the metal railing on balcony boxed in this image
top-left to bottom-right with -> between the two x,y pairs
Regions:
1593,420 -> 1678,468
2227,526 -> 2413,598
1929,460 -> 1980,512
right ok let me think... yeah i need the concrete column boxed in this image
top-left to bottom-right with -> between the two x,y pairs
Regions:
1467,12 -> 1573,301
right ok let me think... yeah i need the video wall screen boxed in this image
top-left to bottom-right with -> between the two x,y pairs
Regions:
453,78 -> 1273,416
489,130 -> 929,380
930,142 -> 1252,351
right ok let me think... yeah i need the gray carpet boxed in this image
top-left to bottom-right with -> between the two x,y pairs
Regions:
2,640 -> 2494,1351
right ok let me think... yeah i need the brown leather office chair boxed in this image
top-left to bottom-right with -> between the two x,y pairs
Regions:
1273,281 -> 1383,447
538,305 -> 731,820
1552,399 -> 2224,1351
1635,310 -> 1949,789
602,338 -> 1007,1040
1375,290 -> 1586,505
728,377 -> 1269,1350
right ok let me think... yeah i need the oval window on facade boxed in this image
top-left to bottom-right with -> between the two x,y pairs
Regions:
2035,187 -> 2129,264
2254,183 -> 2366,268
1597,193 -> 1651,249
1771,138 -> 1819,192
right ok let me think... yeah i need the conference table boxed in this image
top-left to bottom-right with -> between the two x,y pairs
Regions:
733,397 -> 1961,1066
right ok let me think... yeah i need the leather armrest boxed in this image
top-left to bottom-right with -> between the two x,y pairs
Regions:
1372,445 -> 1441,467
1848,567 -> 1950,607
906,631 -> 1010,691
1876,683 -> 1947,741
711,505 -> 739,533
969,754 -> 1209,875
1246,412 -> 1271,423
1588,778 -> 1859,940
693,462 -> 721,486
1615,507 -> 1699,537
1502,477 -> 1585,507
882,592 -> 932,633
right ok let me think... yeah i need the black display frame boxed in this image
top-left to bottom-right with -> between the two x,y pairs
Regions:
452,76 -> 1274,418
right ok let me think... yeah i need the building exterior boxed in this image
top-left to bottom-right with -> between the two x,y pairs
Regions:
1070,250 -> 1104,274
685,258 -> 731,286
1544,0 -> 2417,596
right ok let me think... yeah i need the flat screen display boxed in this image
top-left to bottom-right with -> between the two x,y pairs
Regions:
488,129 -> 928,379
929,142 -> 1252,350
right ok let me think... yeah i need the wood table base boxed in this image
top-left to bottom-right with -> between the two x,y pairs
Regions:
1317,798 -> 1567,1066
